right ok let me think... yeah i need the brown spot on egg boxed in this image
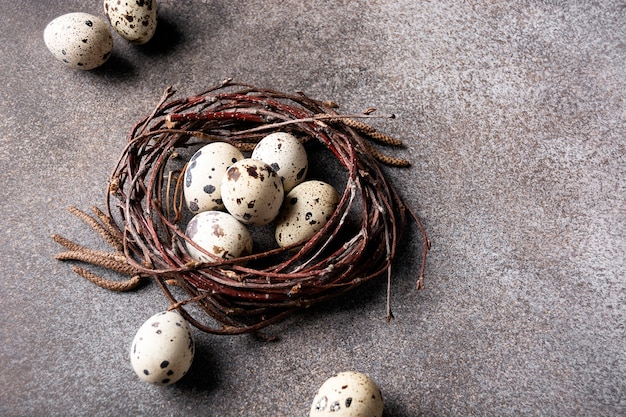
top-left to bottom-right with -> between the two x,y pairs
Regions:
246,165 -> 259,178
212,224 -> 225,237
227,166 -> 241,181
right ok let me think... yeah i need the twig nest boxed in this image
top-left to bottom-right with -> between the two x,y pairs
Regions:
53,80 -> 429,334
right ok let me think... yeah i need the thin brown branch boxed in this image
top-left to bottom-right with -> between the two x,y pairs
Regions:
72,266 -> 142,292
67,206 -> 123,251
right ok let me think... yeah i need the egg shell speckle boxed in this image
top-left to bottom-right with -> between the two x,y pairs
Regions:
130,310 -> 195,386
104,0 -> 158,44
185,211 -> 253,262
251,132 -> 308,192
43,13 -> 113,70
221,158 -> 285,226
275,180 -> 339,248
310,372 -> 384,417
184,142 -> 244,214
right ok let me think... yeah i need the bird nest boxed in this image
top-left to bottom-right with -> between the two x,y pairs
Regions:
53,79 -> 429,335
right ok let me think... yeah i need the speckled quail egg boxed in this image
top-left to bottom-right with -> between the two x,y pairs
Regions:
251,132 -> 308,192
185,211 -> 253,262
130,310 -> 194,386
310,372 -> 384,417
184,142 -> 244,214
221,158 -> 284,226
104,0 -> 158,44
275,180 -> 340,248
43,13 -> 113,70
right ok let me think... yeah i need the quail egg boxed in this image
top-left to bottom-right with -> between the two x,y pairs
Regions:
43,13 -> 113,70
310,371 -> 384,417
251,132 -> 308,192
104,0 -> 158,44
275,180 -> 340,248
221,158 -> 284,226
184,142 -> 244,214
185,211 -> 253,262
130,310 -> 194,386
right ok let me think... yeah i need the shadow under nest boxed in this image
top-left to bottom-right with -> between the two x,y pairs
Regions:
52,79 -> 429,336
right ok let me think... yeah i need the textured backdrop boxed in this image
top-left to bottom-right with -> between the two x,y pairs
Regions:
1,1 -> 624,416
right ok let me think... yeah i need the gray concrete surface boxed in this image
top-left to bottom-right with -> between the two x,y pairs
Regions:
1,1 -> 625,416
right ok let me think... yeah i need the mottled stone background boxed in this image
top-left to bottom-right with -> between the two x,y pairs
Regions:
1,1 -> 624,416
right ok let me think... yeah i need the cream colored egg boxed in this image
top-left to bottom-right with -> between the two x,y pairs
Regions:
251,132 -> 308,192
183,142 -> 244,214
43,13 -> 113,70
221,159 -> 284,226
275,180 -> 339,248
310,372 -> 384,417
185,211 -> 253,262
130,310 -> 194,386
104,0 -> 158,44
